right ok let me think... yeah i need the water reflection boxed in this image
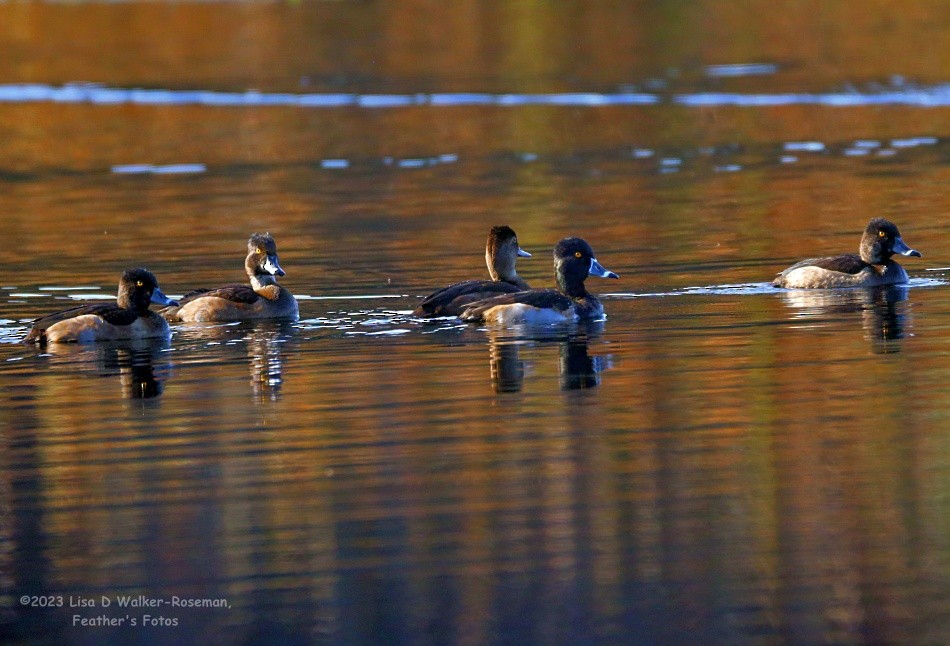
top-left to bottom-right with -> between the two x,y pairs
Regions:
488,336 -> 523,393
779,285 -> 911,353
559,338 -> 604,390
173,320 -> 295,403
37,339 -> 171,399
487,322 -> 611,392
246,322 -> 293,402
1,425 -> 61,645
1,1 -> 948,643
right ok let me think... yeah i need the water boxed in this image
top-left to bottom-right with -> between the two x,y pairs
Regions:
1,2 -> 949,645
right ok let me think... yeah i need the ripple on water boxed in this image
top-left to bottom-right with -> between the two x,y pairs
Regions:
38,286 -> 102,291
295,304 -> 420,334
111,163 -> 206,175
2,82 -> 949,108
607,276 -> 946,299
294,294 -> 406,301
607,282 -> 777,298
705,63 -> 779,77
784,141 -> 826,152
66,293 -> 114,300
891,136 -> 939,147
0,324 -> 28,344
347,328 -> 413,337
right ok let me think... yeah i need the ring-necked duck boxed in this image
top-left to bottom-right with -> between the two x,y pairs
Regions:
772,218 -> 921,289
162,233 -> 299,322
460,237 -> 618,325
25,268 -> 177,344
414,225 -> 532,317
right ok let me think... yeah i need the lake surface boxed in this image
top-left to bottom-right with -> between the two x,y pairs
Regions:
1,2 -> 948,645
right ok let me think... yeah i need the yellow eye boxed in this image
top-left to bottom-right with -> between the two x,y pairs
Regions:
256,247 -> 264,254
878,230 -> 886,237
574,251 -> 583,258
136,280 -> 144,287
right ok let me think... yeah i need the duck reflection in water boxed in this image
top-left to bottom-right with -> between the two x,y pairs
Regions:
488,336 -> 524,393
174,320 -> 294,402
40,338 -> 171,399
244,321 -> 295,402
779,285 -> 910,353
559,337 -> 605,390
487,321 -> 611,392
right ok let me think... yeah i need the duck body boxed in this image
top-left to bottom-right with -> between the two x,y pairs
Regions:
414,225 -> 531,317
25,268 -> 177,344
169,282 -> 298,322
461,237 -> 618,325
163,233 -> 299,322
414,279 -> 527,318
462,289 -> 605,325
773,254 -> 910,289
773,218 -> 920,289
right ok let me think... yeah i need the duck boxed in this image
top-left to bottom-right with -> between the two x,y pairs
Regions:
413,225 -> 532,317
772,218 -> 921,289
460,237 -> 618,325
25,268 -> 177,344
162,233 -> 299,322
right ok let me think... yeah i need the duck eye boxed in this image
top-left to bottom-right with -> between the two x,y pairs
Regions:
574,251 -> 583,258
136,280 -> 144,287
878,230 -> 886,238
256,247 -> 264,254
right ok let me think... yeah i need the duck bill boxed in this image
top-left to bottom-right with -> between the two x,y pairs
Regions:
893,237 -> 921,257
517,248 -> 532,258
151,288 -> 178,307
589,258 -> 619,279
264,255 -> 286,276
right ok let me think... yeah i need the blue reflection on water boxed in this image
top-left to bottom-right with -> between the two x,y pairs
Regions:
2,82 -> 949,108
676,89 -> 950,106
706,63 -> 780,77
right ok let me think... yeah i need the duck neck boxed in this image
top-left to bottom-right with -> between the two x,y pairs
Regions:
494,264 -> 528,288
489,250 -> 528,288
247,255 -> 279,292
250,273 -> 278,291
558,275 -> 588,299
507,275 -> 530,289
486,249 -> 504,282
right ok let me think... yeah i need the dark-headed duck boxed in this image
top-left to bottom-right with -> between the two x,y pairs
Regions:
25,268 -> 177,344
460,237 -> 618,325
773,218 -> 921,289
163,233 -> 299,322
414,225 -> 532,317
